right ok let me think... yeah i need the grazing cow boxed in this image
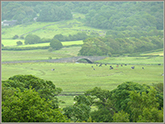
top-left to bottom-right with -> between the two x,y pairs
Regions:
111,67 -> 113,69
125,64 -> 127,66
158,64 -> 161,65
91,66 -> 93,68
105,64 -> 107,66
131,66 -> 135,69
51,69 -> 55,71
110,66 -> 112,67
99,64 -> 102,67
142,67 -> 144,69
93,68 -> 95,70
121,64 -> 123,66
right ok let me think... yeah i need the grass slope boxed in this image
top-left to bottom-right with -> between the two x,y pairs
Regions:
1,13 -> 105,39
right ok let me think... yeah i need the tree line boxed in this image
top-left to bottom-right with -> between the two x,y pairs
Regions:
2,74 -> 163,122
78,35 -> 163,57
2,2 -> 163,30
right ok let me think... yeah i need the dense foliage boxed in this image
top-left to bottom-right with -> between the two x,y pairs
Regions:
2,75 -> 69,122
53,32 -> 88,41
24,34 -> 41,45
2,75 -> 163,122
50,39 -> 63,50
2,75 -> 62,108
16,41 -> 23,46
78,35 -> 163,56
63,82 -> 163,122
2,87 -> 68,122
37,4 -> 72,22
2,2 -> 163,30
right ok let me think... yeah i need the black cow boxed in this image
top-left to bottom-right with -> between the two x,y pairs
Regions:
93,68 -> 95,70
125,64 -> 127,66
142,67 -> 144,69
158,64 -> 161,65
105,64 -> 107,66
51,69 -> 55,71
121,64 -> 123,66
99,64 -> 102,67
131,66 -> 135,69
91,66 -> 93,68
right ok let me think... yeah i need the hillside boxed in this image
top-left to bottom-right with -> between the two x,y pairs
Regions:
1,1 -> 163,57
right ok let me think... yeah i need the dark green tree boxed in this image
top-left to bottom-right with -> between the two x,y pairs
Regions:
12,35 -> 19,39
50,39 -> 63,50
24,34 -> 41,44
16,41 -> 23,46
2,75 -> 62,109
2,87 -> 69,122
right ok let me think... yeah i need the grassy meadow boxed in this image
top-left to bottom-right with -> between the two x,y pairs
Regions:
1,12 -> 164,108
1,39 -> 83,47
1,13 -> 105,39
2,61 -> 163,108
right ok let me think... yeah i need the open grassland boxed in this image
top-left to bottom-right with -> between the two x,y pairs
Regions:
2,39 -> 83,47
2,62 -> 163,108
2,39 -> 25,46
1,13 -> 105,39
1,47 -> 81,62
141,51 -> 164,56
97,56 -> 164,65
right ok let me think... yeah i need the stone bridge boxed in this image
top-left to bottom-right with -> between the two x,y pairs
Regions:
48,56 -> 107,63
2,56 -> 107,64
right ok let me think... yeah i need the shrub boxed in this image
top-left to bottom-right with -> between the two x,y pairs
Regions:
16,41 -> 23,46
50,39 -> 63,50
24,34 -> 41,44
12,35 -> 19,39
20,36 -> 24,39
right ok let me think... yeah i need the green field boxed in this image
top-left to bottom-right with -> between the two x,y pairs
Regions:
1,12 -> 164,109
2,61 -> 163,108
1,47 -> 81,62
1,13 -> 105,39
2,39 -> 83,47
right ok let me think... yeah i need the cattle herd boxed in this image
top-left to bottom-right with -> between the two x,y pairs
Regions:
50,63 -> 162,71
90,63 -> 145,71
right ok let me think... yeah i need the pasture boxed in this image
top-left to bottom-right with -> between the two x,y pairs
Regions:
1,47 -> 82,62
2,61 -> 163,108
1,14 -> 104,39
1,39 -> 83,47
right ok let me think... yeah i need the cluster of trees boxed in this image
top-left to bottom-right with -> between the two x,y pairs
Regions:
53,32 -> 88,41
2,75 -> 163,122
63,82 -> 163,122
82,2 -> 163,30
78,35 -> 163,56
24,34 -> 63,50
2,2 -> 163,30
2,75 -> 69,122
37,5 -> 72,22
2,2 -> 37,24
2,2 -> 72,24
106,28 -> 163,39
